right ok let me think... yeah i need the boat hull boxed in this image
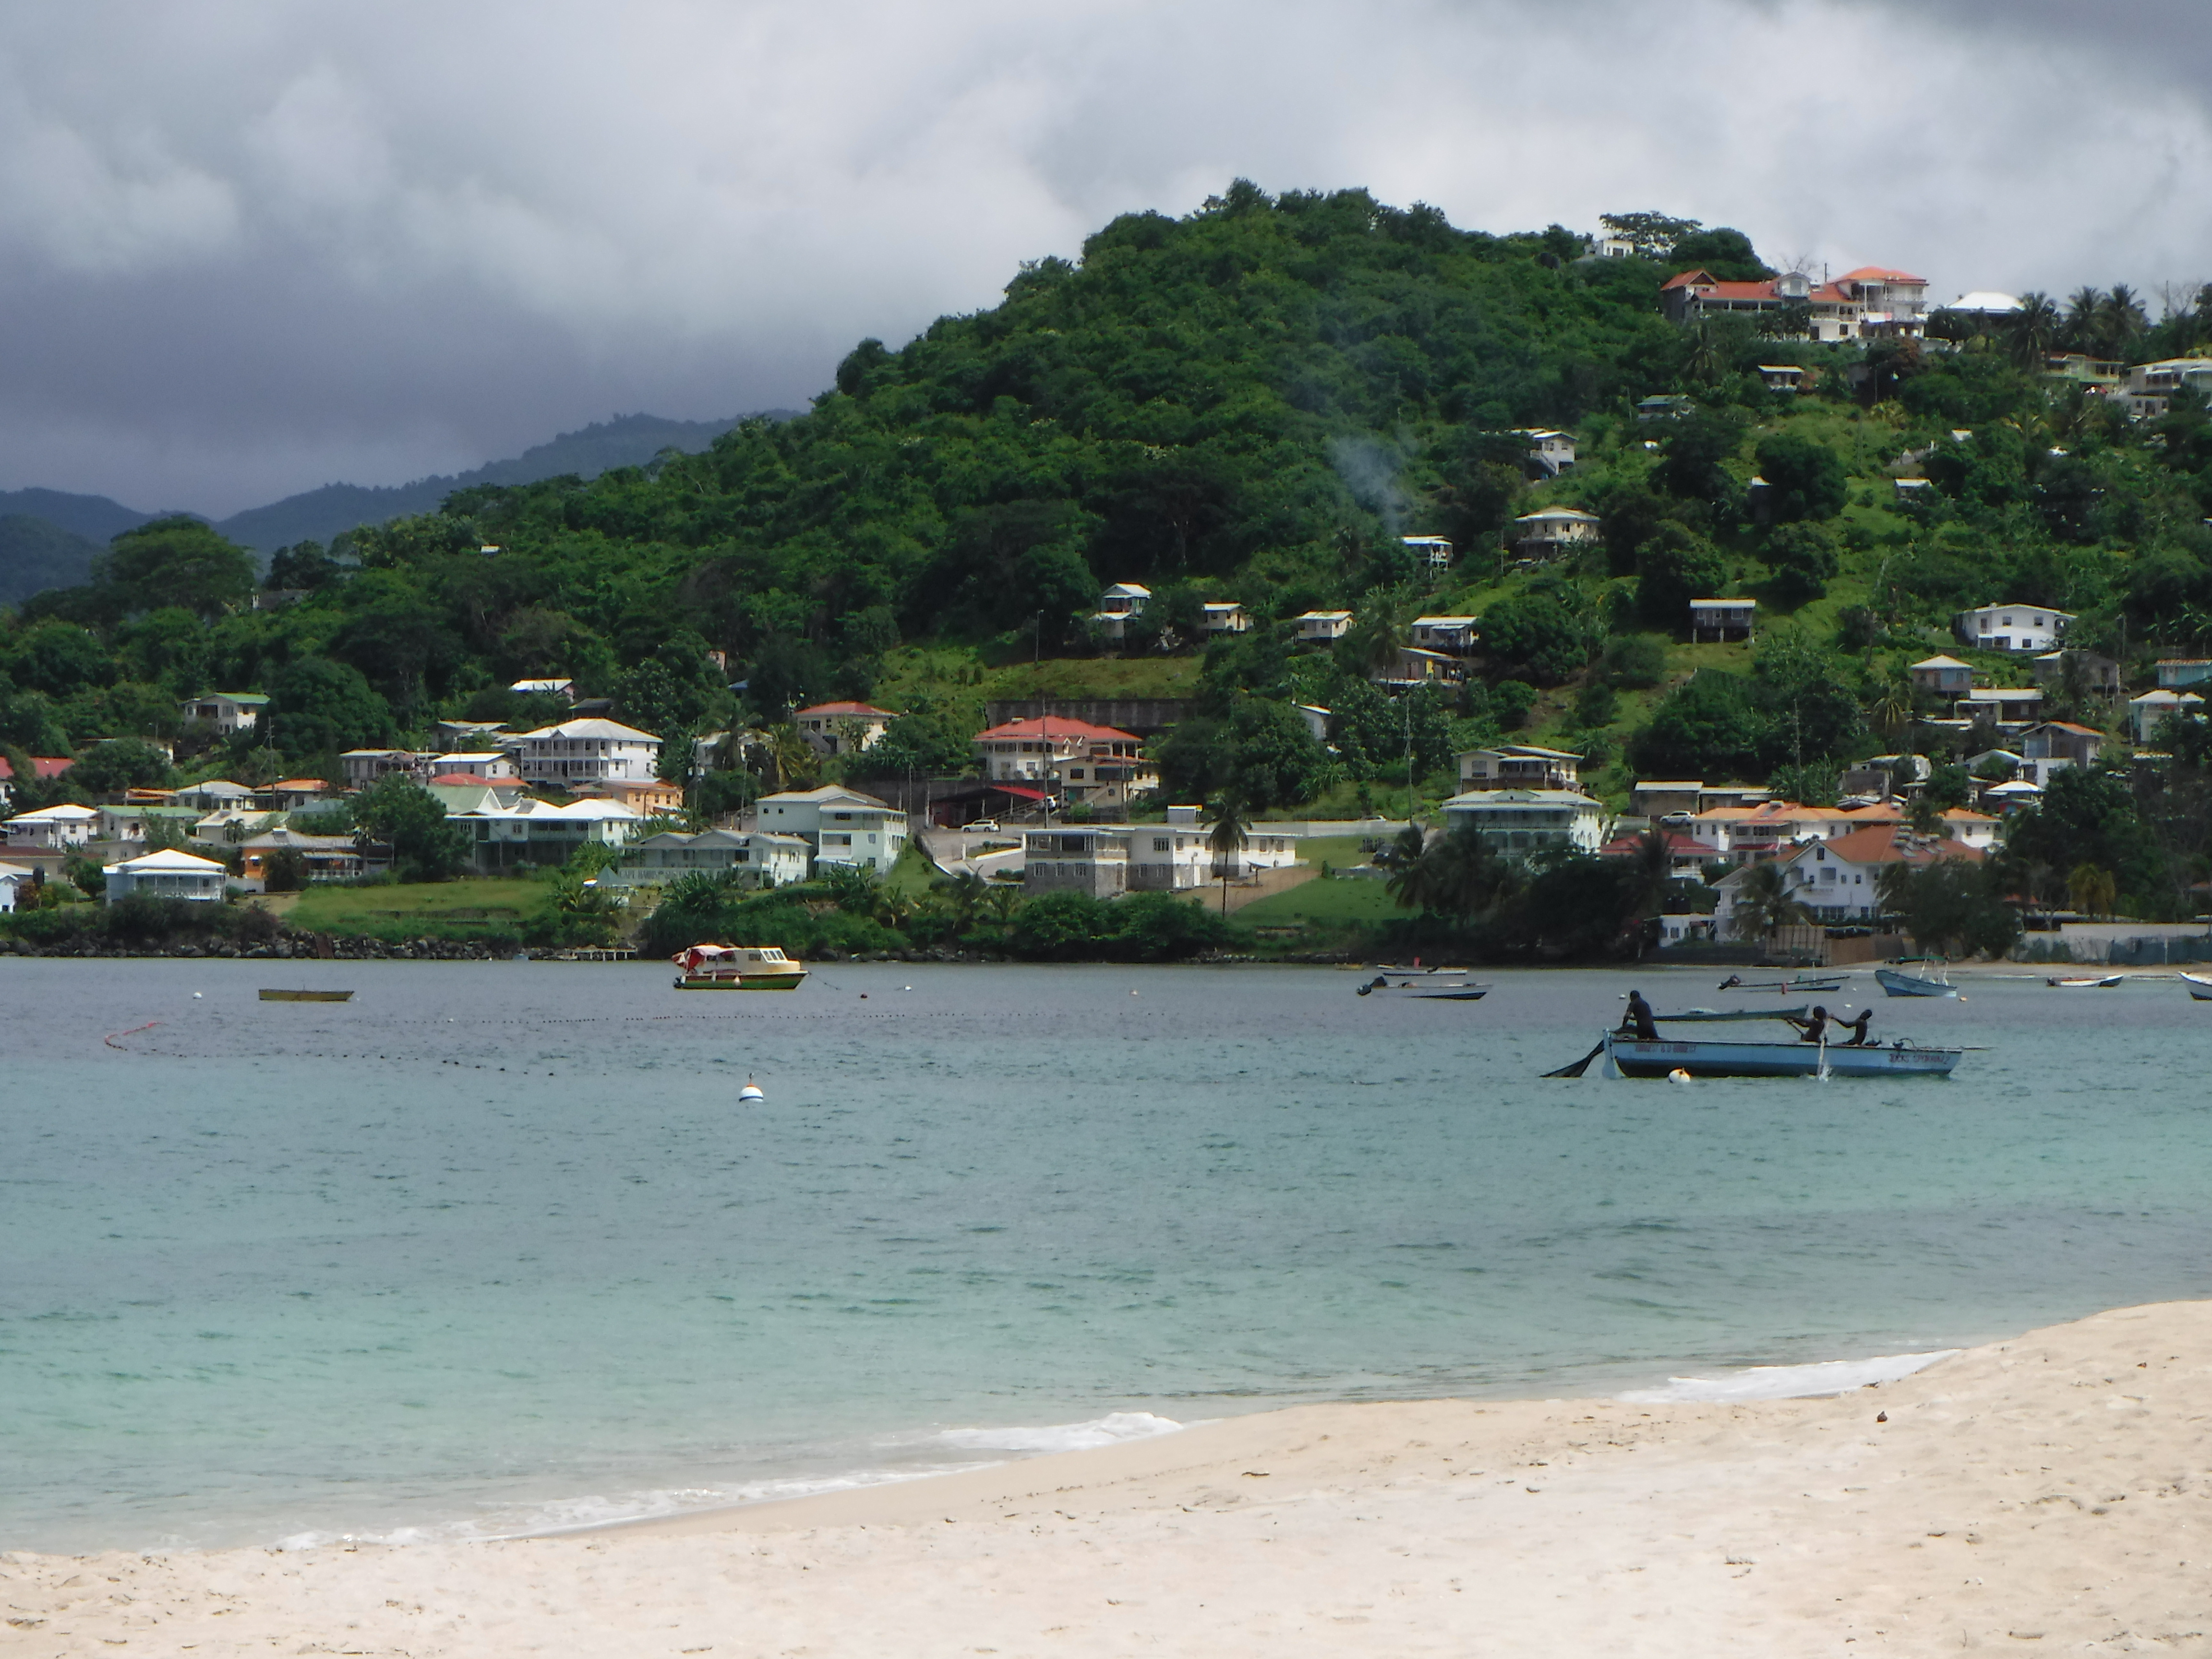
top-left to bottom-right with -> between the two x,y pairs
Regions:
673,971 -> 807,991
1605,1032 -> 1959,1079
259,989 -> 354,1002
1874,968 -> 1956,998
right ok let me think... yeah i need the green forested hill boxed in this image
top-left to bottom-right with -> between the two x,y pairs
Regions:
6,182 -> 2212,926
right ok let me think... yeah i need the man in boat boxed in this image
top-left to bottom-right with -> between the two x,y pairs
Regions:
1783,1005 -> 1831,1044
1838,1007 -> 1875,1046
1619,988 -> 1659,1041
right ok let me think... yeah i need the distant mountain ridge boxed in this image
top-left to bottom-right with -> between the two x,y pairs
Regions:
0,410 -> 786,604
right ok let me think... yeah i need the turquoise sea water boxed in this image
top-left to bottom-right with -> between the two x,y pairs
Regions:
5,957 -> 2211,1552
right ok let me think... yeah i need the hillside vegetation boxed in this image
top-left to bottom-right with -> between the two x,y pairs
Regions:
6,182 -> 2212,933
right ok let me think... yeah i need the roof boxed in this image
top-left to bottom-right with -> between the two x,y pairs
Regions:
1662,270 -> 1855,305
0,756 -> 74,781
1600,829 -> 1704,857
239,830 -> 355,850
1412,615 -> 1478,627
973,717 -> 1142,745
177,778 -> 254,795
1442,789 -> 1602,808
1515,508 -> 1600,524
1464,744 -> 1583,762
0,861 -> 35,879
457,797 -> 643,822
108,848 -> 228,873
1293,609 -> 1354,622
2026,721 -> 2103,737
2131,688 -> 2207,704
7,804 -> 98,821
1966,601 -> 2076,618
1957,687 -> 2044,700
1689,597 -> 1757,609
992,784 -> 1050,802
185,691 -> 268,706
1399,534 -> 1453,545
272,779 -> 328,791
1836,265 -> 1928,285
1948,291 -> 2023,313
510,677 -> 574,690
758,784 -> 895,807
792,701 -> 896,720
512,719 -> 661,743
1911,655 -> 1971,670
433,752 -> 508,764
1804,825 -> 1982,867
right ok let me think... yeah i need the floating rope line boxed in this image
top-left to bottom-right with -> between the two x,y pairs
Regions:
104,1021 -> 161,1049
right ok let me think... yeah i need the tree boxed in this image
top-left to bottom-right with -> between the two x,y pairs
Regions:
1601,634 -> 1667,689
265,541 -> 346,591
2067,862 -> 2117,919
1727,859 -> 1809,943
68,739 -> 174,796
1598,211 -> 1701,260
1221,701 -> 1332,810
1635,523 -> 1729,628
351,775 -> 470,882
1652,410 -> 1749,506
1207,795 -> 1250,912
7,621 -> 115,697
267,658 -> 394,757
1877,859 -> 2021,957
2009,292 -> 2059,366
1760,522 -> 1841,608
1478,592 -> 1596,685
98,517 -> 256,619
856,710 -> 975,777
2001,766 -> 2168,915
262,845 -> 308,893
1753,433 -> 1848,523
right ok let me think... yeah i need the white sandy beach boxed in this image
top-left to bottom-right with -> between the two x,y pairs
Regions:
6,1301 -> 2210,1656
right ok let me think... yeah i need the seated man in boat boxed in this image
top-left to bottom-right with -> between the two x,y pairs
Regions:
1782,1005 -> 1831,1044
1837,1008 -> 1875,1046
1618,988 -> 1659,1041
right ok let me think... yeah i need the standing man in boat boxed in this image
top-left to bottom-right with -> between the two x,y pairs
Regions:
1620,988 -> 1659,1041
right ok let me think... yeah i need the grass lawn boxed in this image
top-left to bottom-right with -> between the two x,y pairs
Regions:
981,656 -> 1202,700
1233,874 -> 1402,927
280,877 -> 547,941
1293,834 -> 1377,867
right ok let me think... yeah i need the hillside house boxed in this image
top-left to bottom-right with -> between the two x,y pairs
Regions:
1292,611 -> 1354,642
0,755 -> 73,809
973,717 -> 1144,786
1910,655 -> 1974,697
1636,394 -> 1694,420
430,751 -> 519,781
104,847 -> 228,903
1756,364 -> 1806,393
2129,689 -> 2207,744
1716,825 -> 1981,928
1661,266 -> 1927,342
454,797 -> 645,871
1457,745 -> 1582,793
1090,583 -> 1152,642
1410,616 -> 1479,654
509,677 -> 577,702
1026,816 -> 1298,897
179,692 -> 267,734
2112,358 -> 2212,421
1374,646 -> 1465,687
1201,602 -> 1251,635
1439,789 -> 1605,861
172,779 -> 256,811
236,830 -> 363,889
1953,687 -> 2044,728
1513,508 -> 1601,558
503,718 -> 662,789
1599,826 -> 1709,880
0,860 -> 34,913
1049,746 -> 1159,813
340,749 -> 432,790
2156,659 -> 2212,690
2019,721 -> 2104,777
4,804 -> 99,848
792,701 -> 896,757
1401,536 -> 1455,570
2033,649 -> 2121,697
1631,781 -> 1705,819
755,785 -> 908,874
1517,430 -> 1577,476
1689,598 -> 1757,643
1957,603 -> 2073,654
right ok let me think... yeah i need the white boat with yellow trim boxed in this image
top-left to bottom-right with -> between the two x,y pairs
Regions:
672,944 -> 808,990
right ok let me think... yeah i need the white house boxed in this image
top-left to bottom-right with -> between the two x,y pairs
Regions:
1957,603 -> 2073,654
2129,688 -> 2207,744
1201,601 -> 1251,635
1756,364 -> 1806,393
503,718 -> 662,789
179,692 -> 267,734
1410,616 -> 1479,653
340,749 -> 433,790
1456,745 -> 1581,793
1439,789 -> 1605,861
1292,610 -> 1354,642
1513,507 -> 1601,557
2112,358 -> 2212,421
791,701 -> 896,757
1049,747 -> 1160,812
1090,583 -> 1152,641
1401,536 -> 1455,570
972,718 -> 1145,785
1715,824 -> 1982,929
510,677 -> 577,702
1517,430 -> 1576,476
1953,687 -> 2044,728
1293,704 -> 1331,744
612,828 -> 810,890
172,779 -> 257,811
755,785 -> 908,874
0,860 -> 35,912
104,847 -> 228,903
1025,813 -> 1298,897
95,804 -> 201,843
429,751 -> 520,781
4,804 -> 99,848
452,796 -> 645,871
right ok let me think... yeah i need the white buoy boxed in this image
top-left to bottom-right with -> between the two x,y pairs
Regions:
738,1081 -> 766,1105
1668,1068 -> 1693,1085
192,992 -> 203,999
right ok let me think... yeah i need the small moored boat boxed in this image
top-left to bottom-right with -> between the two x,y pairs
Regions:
1875,958 -> 1957,998
2182,972 -> 2212,1002
672,944 -> 808,991
1599,1028 -> 1961,1079
2047,974 -> 2122,988
1356,968 -> 1489,1000
259,988 -> 355,1002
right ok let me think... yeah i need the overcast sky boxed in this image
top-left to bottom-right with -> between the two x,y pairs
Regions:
4,0 -> 2210,517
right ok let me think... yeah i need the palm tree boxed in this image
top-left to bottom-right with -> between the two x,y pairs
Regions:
932,868 -> 989,928
2009,291 -> 2059,366
1622,826 -> 1673,922
1208,794 -> 1250,913
2068,862 -> 2116,920
758,724 -> 815,791
1727,858 -> 1811,944
2099,285 -> 2149,356
1868,674 -> 1914,744
2063,287 -> 2104,352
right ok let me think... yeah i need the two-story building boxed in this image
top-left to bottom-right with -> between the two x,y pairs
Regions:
1957,603 -> 2073,654
1049,746 -> 1159,813
235,829 -> 364,889
1660,266 -> 1927,342
2110,358 -> 2212,421
2156,659 -> 2212,691
340,749 -> 433,790
179,692 -> 268,735
1512,508 -> 1601,559
509,677 -> 577,703
2018,721 -> 2104,784
1090,583 -> 1151,642
1456,745 -> 1581,793
755,785 -> 908,874
172,779 -> 258,812
1909,655 -> 1975,697
1517,430 -> 1576,476
1024,810 -> 1299,897
611,828 -> 810,890
792,702 -> 896,757
972,718 -> 1146,787
1715,824 -> 1981,929
429,751 -> 520,781
1438,788 -> 1605,861
502,719 -> 662,790
1689,598 -> 1757,643
1410,616 -> 1479,654
4,804 -> 99,848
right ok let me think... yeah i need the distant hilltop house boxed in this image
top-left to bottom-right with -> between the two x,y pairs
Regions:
1090,583 -> 1151,642
500,718 -> 662,790
1956,602 -> 2073,654
1515,430 -> 1576,477
1456,744 -> 1582,793
179,692 -> 267,735
1291,610 -> 1353,642
1689,598 -> 1756,643
1512,507 -> 1600,559
1401,535 -> 1455,570
791,701 -> 895,757
2109,358 -> 2212,421
1660,266 -> 1929,342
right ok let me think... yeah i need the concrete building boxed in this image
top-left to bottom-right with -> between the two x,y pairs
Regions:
1090,584 -> 1152,642
792,702 -> 896,757
1438,788 -> 1606,861
1401,536 -> 1455,570
2129,689 -> 2207,744
2032,650 -> 2121,697
1410,616 -> 1479,653
1023,814 -> 1299,898
1456,745 -> 1582,793
2156,660 -> 2212,691
179,692 -> 268,734
755,785 -> 908,874
503,719 -> 662,790
1200,602 -> 1251,635
1714,825 -> 1981,929
612,829 -> 810,890
1291,611 -> 1354,642
973,718 -> 1145,786
4,804 -> 99,848
1689,598 -> 1756,643
453,797 -> 646,870
1910,655 -> 1974,697
1517,430 -> 1576,476
1957,603 -> 2073,654
104,847 -> 228,903
1512,508 -> 1601,559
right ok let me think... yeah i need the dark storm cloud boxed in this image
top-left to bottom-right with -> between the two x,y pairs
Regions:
1,0 -> 2209,515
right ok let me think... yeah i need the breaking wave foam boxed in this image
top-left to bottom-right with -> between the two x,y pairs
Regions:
1616,1349 -> 1960,1405
931,1410 -> 1186,1454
